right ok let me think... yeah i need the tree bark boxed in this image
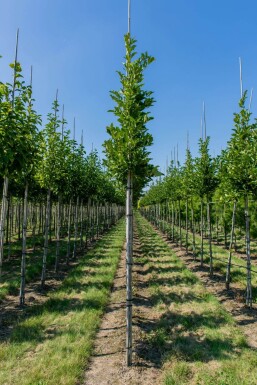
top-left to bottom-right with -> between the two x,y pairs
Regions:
72,196 -> 79,259
41,188 -> 51,288
207,200 -> 213,277
226,200 -> 237,290
20,182 -> 28,306
66,198 -> 72,264
126,171 -> 133,366
200,199 -> 204,267
0,176 -> 9,277
245,196 -> 252,308
179,199 -> 182,248
191,198 -> 196,260
55,195 -> 61,274
185,198 -> 188,254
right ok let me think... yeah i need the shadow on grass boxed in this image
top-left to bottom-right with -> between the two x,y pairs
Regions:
0,223 -> 125,344
134,215 -> 247,369
133,307 -> 238,367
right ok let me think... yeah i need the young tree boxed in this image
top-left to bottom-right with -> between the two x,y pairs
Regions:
195,137 -> 218,275
222,92 -> 257,307
103,33 -> 157,365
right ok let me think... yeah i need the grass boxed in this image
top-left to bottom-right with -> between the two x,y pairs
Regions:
0,219 -> 125,385
154,217 -> 257,301
0,221 -> 107,301
135,213 -> 257,385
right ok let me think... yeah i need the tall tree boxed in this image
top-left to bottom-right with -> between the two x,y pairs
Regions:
103,33 -> 156,365
222,92 -> 257,307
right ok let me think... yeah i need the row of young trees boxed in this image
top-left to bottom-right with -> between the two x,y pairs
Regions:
0,34 -> 125,306
1,22 -> 158,366
140,91 -> 257,308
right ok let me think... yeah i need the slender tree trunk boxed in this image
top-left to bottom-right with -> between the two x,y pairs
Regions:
72,196 -> 79,259
55,195 -> 61,274
207,200 -> 213,277
216,205 -> 219,244
223,203 -> 227,248
7,195 -> 13,261
185,198 -> 188,254
5,196 -> 10,245
18,200 -> 22,241
66,198 -> 72,264
179,199 -> 182,248
0,176 -> 9,277
126,171 -> 133,366
41,189 -> 51,288
80,199 -> 84,249
172,201 -> 175,242
32,204 -> 37,253
200,199 -> 204,267
191,198 -> 196,260
245,196 -> 252,308
20,182 -> 29,306
226,200 -> 237,290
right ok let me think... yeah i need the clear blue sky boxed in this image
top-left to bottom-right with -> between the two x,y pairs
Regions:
1,0 -> 257,173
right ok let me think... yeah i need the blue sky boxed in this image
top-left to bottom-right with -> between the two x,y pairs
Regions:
1,0 -> 257,173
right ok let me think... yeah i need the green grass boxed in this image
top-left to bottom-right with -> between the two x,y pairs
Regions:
154,218 -> 257,301
0,221 -> 106,301
136,213 -> 257,385
0,219 -> 125,385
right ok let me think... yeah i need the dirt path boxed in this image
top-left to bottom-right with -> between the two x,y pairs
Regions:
83,231 -> 163,385
153,226 -> 257,349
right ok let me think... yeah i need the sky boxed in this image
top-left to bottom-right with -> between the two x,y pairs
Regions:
1,0 -> 257,174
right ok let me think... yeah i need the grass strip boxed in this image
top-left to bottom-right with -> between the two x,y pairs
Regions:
136,213 -> 257,385
154,218 -> 257,300
0,222 -> 108,301
0,219 -> 125,385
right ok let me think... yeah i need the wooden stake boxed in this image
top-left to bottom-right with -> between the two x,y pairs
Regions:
61,104 -> 65,141
128,0 -> 131,34
239,57 -> 243,98
249,88 -> 253,112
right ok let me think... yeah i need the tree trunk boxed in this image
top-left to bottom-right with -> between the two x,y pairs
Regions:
126,171 -> 133,366
32,204 -> 37,253
0,176 -> 9,277
20,182 -> 29,306
72,196 -> 79,259
216,205 -> 219,244
172,201 -> 175,242
18,200 -> 22,241
200,199 -> 204,267
80,199 -> 84,249
179,199 -> 182,248
7,195 -> 13,261
55,195 -> 61,274
245,196 -> 252,308
223,203 -> 227,248
185,198 -> 188,254
207,200 -> 213,277
41,188 -> 51,288
226,200 -> 237,290
191,198 -> 196,260
66,198 -> 72,264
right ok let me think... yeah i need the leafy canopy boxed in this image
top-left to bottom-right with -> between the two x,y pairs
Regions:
103,34 -> 159,199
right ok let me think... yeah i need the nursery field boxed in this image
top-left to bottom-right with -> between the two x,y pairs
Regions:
2,213 -> 257,385
2,2 -> 257,383
85,213 -> 257,384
